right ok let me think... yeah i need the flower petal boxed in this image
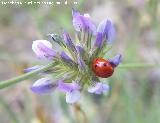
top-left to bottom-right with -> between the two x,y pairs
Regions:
63,31 -> 73,48
97,19 -> 116,44
88,82 -> 109,94
72,8 -> 83,32
60,51 -> 72,62
75,46 -> 85,70
109,54 -> 122,67
93,32 -> 103,48
72,9 -> 96,34
24,65 -> 41,73
31,77 -> 55,94
77,54 -> 85,70
57,80 -> 80,93
66,90 -> 81,104
32,40 -> 56,59
75,45 -> 84,53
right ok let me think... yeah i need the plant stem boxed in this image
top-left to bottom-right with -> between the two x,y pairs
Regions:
118,63 -> 159,68
0,62 -> 56,89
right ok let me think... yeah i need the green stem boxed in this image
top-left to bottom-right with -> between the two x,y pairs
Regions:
0,61 -> 56,89
118,63 -> 158,68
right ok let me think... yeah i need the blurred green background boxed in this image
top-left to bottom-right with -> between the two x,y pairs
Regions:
0,0 -> 160,123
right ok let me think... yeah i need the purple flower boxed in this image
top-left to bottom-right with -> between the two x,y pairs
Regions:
93,32 -> 103,48
32,40 -> 56,59
24,65 -> 41,73
72,8 -> 96,34
88,82 -> 109,94
57,80 -> 81,104
63,31 -> 73,48
28,9 -> 121,104
109,54 -> 122,67
60,51 -> 72,62
97,19 -> 115,44
31,77 -> 55,94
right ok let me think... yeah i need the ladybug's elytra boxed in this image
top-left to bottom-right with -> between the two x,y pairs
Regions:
92,58 -> 114,78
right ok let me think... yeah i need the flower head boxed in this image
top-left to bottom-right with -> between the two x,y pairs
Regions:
26,9 -> 122,104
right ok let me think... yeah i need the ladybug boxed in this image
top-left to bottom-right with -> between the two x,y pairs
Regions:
92,58 -> 114,78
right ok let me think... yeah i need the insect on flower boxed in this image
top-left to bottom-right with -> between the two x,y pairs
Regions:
92,58 -> 114,78
25,8 -> 122,104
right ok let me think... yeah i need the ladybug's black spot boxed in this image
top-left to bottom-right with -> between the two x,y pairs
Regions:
103,63 -> 107,66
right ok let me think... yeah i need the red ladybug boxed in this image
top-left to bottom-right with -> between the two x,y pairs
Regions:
92,58 -> 114,78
